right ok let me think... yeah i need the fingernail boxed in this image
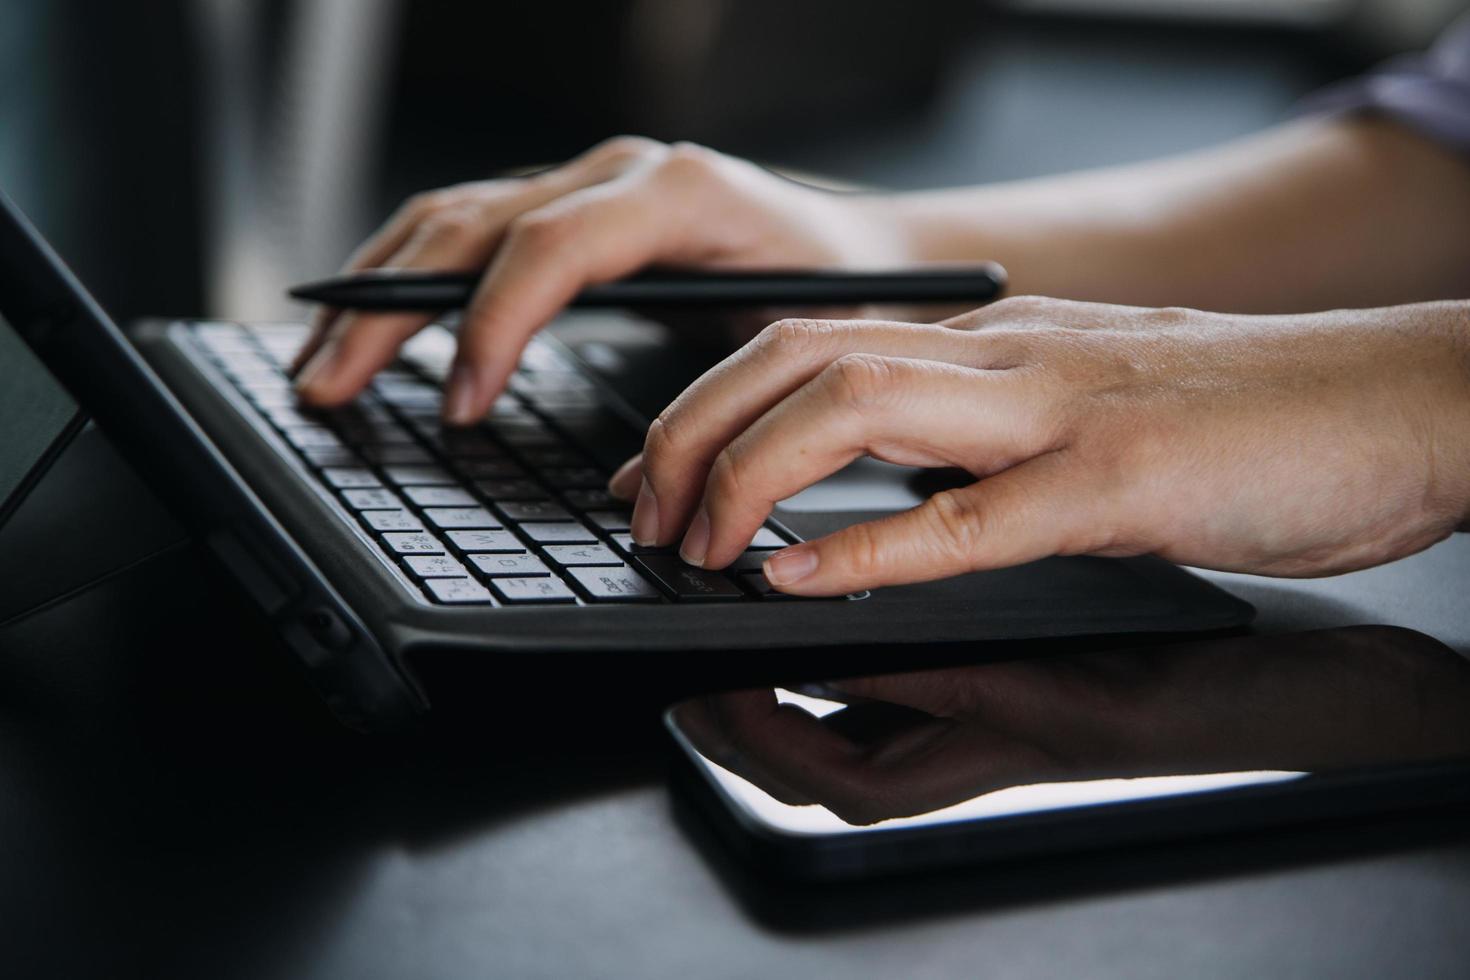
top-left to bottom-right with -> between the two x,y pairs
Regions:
294,346 -> 339,399
680,507 -> 710,567
630,479 -> 660,546
444,363 -> 480,425
764,547 -> 818,587
607,456 -> 642,501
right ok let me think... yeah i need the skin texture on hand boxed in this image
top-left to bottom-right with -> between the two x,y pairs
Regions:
880,118 -> 1470,314
293,137 -> 909,422
610,297 -> 1470,595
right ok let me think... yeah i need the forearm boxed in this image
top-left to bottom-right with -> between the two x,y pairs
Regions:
867,118 -> 1470,313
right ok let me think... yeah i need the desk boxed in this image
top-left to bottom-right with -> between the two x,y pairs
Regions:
2,424 -> 1469,980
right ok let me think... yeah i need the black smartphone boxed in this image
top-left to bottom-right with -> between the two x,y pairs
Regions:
665,626 -> 1470,882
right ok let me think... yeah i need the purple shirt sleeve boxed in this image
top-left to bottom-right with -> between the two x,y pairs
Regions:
1302,16 -> 1470,156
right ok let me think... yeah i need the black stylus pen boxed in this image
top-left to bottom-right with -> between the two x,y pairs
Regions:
287,265 -> 1007,311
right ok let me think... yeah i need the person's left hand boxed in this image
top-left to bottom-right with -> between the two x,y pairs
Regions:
608,297 -> 1470,594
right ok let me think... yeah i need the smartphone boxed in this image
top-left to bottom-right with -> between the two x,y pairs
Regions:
665,626 -> 1470,882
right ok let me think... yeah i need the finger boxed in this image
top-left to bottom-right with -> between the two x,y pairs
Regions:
294,210 -> 500,405
942,294 -> 1166,334
682,356 -> 1054,569
633,319 -> 1002,546
440,169 -> 679,423
293,137 -> 669,375
290,305 -> 344,376
291,195 -> 448,373
608,453 -> 643,501
761,450 -> 1119,595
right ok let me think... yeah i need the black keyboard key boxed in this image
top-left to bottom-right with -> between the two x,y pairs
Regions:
284,426 -> 345,450
454,458 -> 524,479
567,565 -> 662,602
542,467 -> 606,489
584,509 -> 632,532
383,465 -> 456,486
635,555 -> 744,600
360,444 -> 434,465
610,534 -> 667,556
475,479 -> 548,500
335,420 -> 415,445
322,467 -> 381,488
467,552 -> 551,577
497,500 -> 572,522
564,488 -> 617,511
341,488 -> 403,510
403,554 -> 469,578
511,372 -> 594,394
362,509 -> 424,532
519,447 -> 590,468
446,529 -> 523,552
423,507 -> 500,530
425,578 -> 494,603
302,446 -> 361,468
518,341 -> 576,373
554,417 -> 645,470
264,406 -> 319,428
489,421 -> 558,447
740,571 -> 781,596
491,577 -> 577,603
381,532 -> 445,554
403,486 -> 477,507
519,522 -> 597,544
543,544 -> 621,566
376,382 -> 441,408
245,387 -> 299,408
526,389 -> 602,411
326,400 -> 394,423
433,430 -> 504,457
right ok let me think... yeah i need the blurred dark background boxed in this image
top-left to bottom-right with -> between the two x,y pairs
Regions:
2,0 -> 1465,325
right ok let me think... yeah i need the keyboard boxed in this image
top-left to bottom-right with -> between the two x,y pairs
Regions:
189,321 -> 814,606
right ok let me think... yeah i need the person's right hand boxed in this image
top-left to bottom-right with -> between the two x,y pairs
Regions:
292,137 -> 909,423
611,298 -> 1470,592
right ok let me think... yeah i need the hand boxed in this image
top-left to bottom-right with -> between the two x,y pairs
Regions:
673,626 -> 1470,825
610,297 -> 1470,594
292,137 -> 907,422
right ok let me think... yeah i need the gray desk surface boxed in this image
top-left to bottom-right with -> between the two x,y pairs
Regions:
2,426 -> 1469,980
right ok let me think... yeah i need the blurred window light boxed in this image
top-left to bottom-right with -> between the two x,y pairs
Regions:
1004,0 -> 1352,26
1004,0 -> 1470,51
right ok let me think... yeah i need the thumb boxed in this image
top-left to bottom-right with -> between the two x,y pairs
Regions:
761,452 -> 1115,595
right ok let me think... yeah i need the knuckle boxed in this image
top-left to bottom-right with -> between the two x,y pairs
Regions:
839,521 -> 887,581
402,190 -> 445,218
418,206 -> 483,242
824,353 -> 901,412
985,294 -> 1056,322
707,446 -> 750,502
505,209 -> 575,253
755,317 -> 839,359
657,141 -> 723,184
922,490 -> 985,566
641,415 -> 680,471
592,134 -> 664,162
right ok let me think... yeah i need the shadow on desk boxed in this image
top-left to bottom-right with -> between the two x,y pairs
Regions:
0,544 -> 673,978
